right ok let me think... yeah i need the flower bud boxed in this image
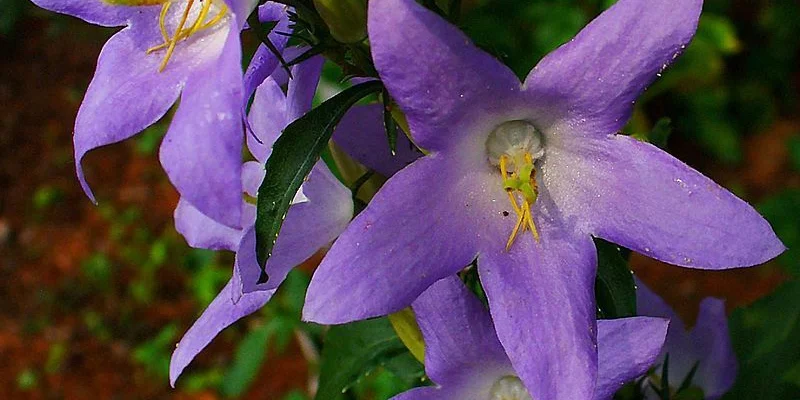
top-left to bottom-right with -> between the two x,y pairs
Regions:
313,0 -> 368,43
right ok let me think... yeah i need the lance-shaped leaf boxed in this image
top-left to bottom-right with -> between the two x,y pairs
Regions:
255,80 -> 383,279
594,238 -> 637,319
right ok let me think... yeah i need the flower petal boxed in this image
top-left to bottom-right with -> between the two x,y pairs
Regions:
174,198 -> 242,251
285,55 -> 324,122
242,3 -> 290,101
169,279 -> 275,386
546,135 -> 784,269
333,104 -> 422,177
412,277 -> 512,386
478,218 -> 598,400
390,386 -> 467,400
160,24 -> 245,228
236,165 -> 352,293
247,77 -> 287,162
303,156 -> 484,324
689,298 -> 737,400
368,0 -> 522,151
29,0 -> 132,26
594,317 -> 669,400
74,22 -> 192,203
524,0 -> 702,136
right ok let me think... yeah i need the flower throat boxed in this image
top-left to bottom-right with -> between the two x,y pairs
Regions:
105,0 -> 228,71
485,120 -> 544,251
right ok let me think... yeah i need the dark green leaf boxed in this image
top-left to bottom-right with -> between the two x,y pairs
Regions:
758,190 -> 800,276
315,317 -> 409,400
648,117 -> 672,149
594,238 -> 636,319
255,81 -> 383,281
723,281 -> 800,399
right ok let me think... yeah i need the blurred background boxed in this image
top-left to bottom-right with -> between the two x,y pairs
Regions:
0,0 -> 798,398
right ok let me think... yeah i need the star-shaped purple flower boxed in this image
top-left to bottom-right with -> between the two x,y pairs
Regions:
167,55 -> 355,385
637,280 -> 737,399
395,276 -> 669,400
29,0 -> 287,228
303,0 -> 784,398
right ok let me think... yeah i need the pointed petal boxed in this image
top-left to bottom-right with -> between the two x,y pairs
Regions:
285,55 -> 324,122
594,317 -> 670,400
545,135 -> 784,269
242,3 -> 290,101
303,156 -> 485,324
333,104 -> 422,177
174,198 -> 242,251
236,165 -> 352,293
690,298 -> 737,400
523,0 -> 702,136
160,26 -> 245,228
391,386 -> 472,400
29,0 -> 133,26
247,78 -> 287,162
478,219 -> 598,400
169,279 -> 274,386
413,277 -> 512,386
74,23 -> 192,202
368,0 -> 522,151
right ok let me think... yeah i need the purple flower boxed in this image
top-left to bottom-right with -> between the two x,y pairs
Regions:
167,56 -> 355,385
303,0 -> 783,398
29,0 -> 286,227
637,280 -> 737,399
394,276 -> 669,400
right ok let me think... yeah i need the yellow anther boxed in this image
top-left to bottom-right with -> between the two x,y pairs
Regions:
499,152 -> 541,251
145,0 -> 228,72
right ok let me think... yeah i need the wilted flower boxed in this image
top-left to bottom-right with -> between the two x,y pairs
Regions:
303,0 -> 784,398
637,280 -> 737,399
394,276 -> 669,400
28,0 -> 286,227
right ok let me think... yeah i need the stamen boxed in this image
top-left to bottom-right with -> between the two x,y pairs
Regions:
145,0 -> 229,72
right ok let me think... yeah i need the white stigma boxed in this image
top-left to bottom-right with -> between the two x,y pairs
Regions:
489,376 -> 532,400
485,120 -> 544,166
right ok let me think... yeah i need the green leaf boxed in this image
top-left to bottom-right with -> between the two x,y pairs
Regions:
648,118 -> 672,150
758,189 -> 800,276
724,281 -> 800,399
255,80 -> 383,280
221,316 -> 291,397
315,317 -> 409,400
594,238 -> 636,319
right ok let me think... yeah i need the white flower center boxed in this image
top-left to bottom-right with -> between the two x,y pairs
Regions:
485,120 -> 544,167
489,376 -> 532,400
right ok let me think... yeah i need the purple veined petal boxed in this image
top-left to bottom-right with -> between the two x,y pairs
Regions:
523,0 -> 702,137
545,134 -> 784,269
236,164 -> 352,294
412,277 -> 513,387
160,22 -> 246,228
242,3 -> 291,102
285,55 -> 325,122
368,0 -> 522,152
29,0 -> 134,27
174,198 -> 243,251
73,17 -> 194,203
593,317 -> 670,400
687,298 -> 736,400
303,154 -> 494,324
247,77 -> 288,162
478,215 -> 598,400
169,278 -> 275,386
333,104 -> 423,177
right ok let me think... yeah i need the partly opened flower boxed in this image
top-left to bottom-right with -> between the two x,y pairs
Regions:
395,276 -> 669,400
29,0 -> 284,227
637,280 -> 737,399
304,0 -> 784,398
168,56 -> 354,384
